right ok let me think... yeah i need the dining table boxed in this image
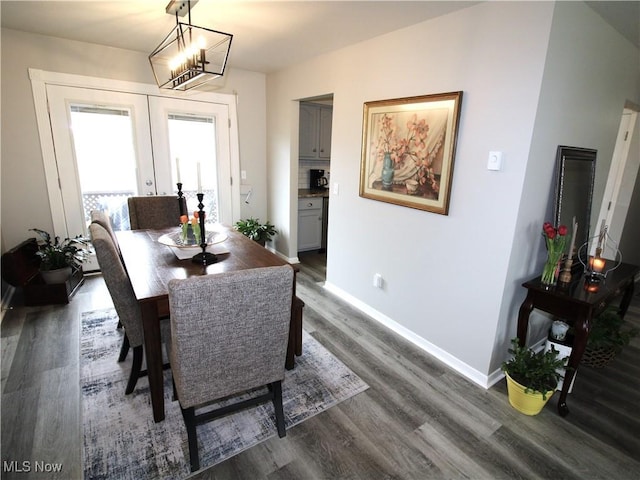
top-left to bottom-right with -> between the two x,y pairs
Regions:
116,224 -> 303,422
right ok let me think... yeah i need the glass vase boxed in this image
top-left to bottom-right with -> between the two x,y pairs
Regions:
541,256 -> 561,287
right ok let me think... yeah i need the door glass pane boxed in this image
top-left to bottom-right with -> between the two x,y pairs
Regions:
167,113 -> 219,223
70,105 -> 138,231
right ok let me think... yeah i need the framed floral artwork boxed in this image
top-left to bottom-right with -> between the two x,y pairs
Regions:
359,91 -> 463,214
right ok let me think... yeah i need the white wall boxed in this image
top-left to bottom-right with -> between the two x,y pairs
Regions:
491,1 -> 640,372
267,1 -> 555,384
266,1 -> 639,384
0,28 -> 267,251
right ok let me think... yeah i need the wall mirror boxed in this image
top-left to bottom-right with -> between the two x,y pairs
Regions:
553,145 -> 597,264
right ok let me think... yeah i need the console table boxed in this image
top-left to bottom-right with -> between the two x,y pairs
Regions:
517,261 -> 639,416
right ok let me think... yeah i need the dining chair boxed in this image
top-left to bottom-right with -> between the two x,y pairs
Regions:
127,195 -> 187,230
90,209 -> 120,254
90,209 -> 124,329
167,265 -> 294,472
89,222 -> 162,394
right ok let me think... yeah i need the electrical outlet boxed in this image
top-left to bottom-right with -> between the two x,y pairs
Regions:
487,151 -> 503,171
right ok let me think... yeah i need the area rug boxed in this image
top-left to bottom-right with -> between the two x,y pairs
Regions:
81,308 -> 368,479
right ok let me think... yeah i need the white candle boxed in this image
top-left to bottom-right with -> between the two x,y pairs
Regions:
175,157 -> 181,183
592,257 -> 606,273
568,217 -> 577,257
197,162 -> 202,193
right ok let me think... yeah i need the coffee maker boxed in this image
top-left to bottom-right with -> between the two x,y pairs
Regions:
309,169 -> 328,190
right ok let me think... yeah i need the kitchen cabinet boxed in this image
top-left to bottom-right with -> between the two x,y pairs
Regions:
298,197 -> 323,251
299,103 -> 332,160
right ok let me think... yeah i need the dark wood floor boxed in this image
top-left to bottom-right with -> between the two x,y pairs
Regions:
2,250 -> 639,479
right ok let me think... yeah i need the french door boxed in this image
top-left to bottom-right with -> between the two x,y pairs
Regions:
46,85 -> 233,237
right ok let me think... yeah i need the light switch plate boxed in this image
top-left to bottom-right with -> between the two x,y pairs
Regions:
488,151 -> 503,171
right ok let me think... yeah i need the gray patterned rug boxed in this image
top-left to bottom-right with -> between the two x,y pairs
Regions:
81,308 -> 368,479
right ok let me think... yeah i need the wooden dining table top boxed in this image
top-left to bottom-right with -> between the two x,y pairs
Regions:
117,224 -> 298,304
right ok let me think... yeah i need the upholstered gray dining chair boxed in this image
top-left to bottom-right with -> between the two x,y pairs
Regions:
90,210 -> 124,329
167,265 -> 294,472
90,222 -> 157,394
90,209 -> 120,254
127,195 -> 186,230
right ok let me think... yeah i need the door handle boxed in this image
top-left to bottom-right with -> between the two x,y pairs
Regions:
145,179 -> 153,186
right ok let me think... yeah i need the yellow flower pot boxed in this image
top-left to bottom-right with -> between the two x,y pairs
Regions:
505,373 -> 555,415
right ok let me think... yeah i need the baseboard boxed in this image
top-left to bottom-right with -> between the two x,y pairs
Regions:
269,247 -> 299,264
323,280 -> 494,389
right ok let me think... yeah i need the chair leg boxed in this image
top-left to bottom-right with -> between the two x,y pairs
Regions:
181,406 -> 200,472
272,381 -> 286,438
118,333 -> 130,362
125,345 -> 143,395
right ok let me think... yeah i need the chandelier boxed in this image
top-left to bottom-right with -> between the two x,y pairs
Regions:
149,0 -> 233,91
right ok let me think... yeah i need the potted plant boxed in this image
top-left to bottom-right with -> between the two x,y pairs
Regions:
501,338 -> 567,415
234,218 -> 277,246
30,228 -> 90,284
583,307 -> 638,368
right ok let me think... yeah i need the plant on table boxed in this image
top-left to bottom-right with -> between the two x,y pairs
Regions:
541,222 -> 569,285
180,212 -> 201,244
234,218 -> 277,246
30,228 -> 89,271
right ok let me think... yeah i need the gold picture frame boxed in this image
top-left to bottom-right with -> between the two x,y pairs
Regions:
359,91 -> 463,215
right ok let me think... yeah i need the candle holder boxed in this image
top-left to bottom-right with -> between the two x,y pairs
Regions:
558,256 -> 574,285
577,226 -> 622,288
177,183 -> 186,217
191,193 -> 218,265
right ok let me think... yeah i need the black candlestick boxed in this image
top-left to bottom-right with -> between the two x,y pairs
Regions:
176,183 -> 186,217
191,193 -> 217,265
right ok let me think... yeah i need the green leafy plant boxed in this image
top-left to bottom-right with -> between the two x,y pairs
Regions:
501,338 -> 567,399
30,228 -> 90,271
234,218 -> 277,245
588,307 -> 638,351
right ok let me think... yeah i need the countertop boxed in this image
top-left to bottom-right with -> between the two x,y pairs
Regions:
298,188 -> 329,198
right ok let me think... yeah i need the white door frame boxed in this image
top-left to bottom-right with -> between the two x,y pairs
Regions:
148,96 -> 233,223
46,85 -> 156,237
594,104 -> 639,255
29,68 -> 241,240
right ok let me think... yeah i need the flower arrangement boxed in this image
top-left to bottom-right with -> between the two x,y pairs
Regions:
541,222 -> 569,286
375,113 -> 439,193
180,212 -> 201,245
29,228 -> 89,271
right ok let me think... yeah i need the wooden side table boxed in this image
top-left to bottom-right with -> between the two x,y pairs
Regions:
516,261 -> 639,416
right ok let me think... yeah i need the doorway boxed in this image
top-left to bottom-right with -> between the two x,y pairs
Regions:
46,85 -> 233,238
30,69 -> 241,243
297,95 -> 333,280
593,104 -> 639,257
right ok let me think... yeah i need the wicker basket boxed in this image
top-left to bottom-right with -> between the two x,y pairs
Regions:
582,346 -> 619,368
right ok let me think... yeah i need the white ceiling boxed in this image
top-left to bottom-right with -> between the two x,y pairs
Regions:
1,1 -> 638,74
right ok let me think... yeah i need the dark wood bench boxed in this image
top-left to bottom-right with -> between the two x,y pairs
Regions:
1,238 -> 84,306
